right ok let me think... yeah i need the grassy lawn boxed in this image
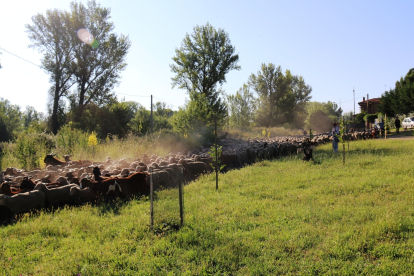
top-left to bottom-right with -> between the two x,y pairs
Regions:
2,139 -> 414,275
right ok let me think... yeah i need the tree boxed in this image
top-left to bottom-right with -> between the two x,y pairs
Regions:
379,68 -> 414,116
395,68 -> 414,114
0,98 -> 23,142
355,110 -> 367,123
342,111 -> 354,122
378,89 -> 398,117
26,1 -> 131,133
304,101 -> 341,133
26,9 -> 75,134
227,84 -> 256,129
98,101 -> 135,138
130,105 -> 151,135
171,96 -> 214,138
170,22 -> 240,128
23,106 -> 41,128
69,1 -> 131,124
248,63 -> 312,127
129,102 -> 173,135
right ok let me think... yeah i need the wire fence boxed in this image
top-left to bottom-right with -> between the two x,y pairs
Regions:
149,166 -> 184,231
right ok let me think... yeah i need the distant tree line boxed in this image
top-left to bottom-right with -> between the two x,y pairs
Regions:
0,96 -> 175,143
1,9 -> 350,144
378,68 -> 414,117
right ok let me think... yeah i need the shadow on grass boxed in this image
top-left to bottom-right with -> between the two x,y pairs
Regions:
152,219 -> 182,236
0,206 -> 47,227
96,194 -> 149,216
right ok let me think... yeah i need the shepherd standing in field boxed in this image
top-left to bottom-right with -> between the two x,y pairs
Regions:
332,122 -> 340,153
395,117 -> 401,134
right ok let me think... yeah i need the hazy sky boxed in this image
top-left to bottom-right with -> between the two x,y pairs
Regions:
0,0 -> 413,115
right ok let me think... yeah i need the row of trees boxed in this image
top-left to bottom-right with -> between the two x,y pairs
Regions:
0,93 -> 345,143
169,23 -> 318,135
2,1 -> 347,143
0,97 -> 174,142
379,68 -> 414,116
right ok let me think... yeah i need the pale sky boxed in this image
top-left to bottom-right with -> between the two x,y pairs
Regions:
0,0 -> 413,115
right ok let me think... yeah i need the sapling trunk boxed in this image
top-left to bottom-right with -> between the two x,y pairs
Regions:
343,144 -> 345,165
336,118 -> 346,165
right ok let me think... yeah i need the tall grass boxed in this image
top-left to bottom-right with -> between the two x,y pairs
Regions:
2,129 -> 207,170
2,139 -> 414,275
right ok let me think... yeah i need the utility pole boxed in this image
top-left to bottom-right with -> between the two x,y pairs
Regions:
367,94 -> 369,129
353,87 -> 355,128
151,94 -> 153,134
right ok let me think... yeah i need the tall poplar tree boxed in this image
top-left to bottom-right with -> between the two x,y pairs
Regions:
170,22 -> 240,129
26,9 -> 75,134
69,1 -> 131,125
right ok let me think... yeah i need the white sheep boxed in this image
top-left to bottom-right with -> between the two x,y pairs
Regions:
0,190 -> 45,219
34,183 -> 78,208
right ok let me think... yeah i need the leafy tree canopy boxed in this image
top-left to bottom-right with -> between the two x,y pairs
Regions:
0,98 -> 23,142
249,63 -> 312,127
227,84 -> 256,129
379,68 -> 414,116
304,101 -> 341,133
69,0 -> 131,124
26,0 -> 131,134
170,22 -> 240,131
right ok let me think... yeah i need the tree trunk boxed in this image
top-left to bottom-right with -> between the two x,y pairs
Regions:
75,81 -> 87,123
51,82 -> 60,135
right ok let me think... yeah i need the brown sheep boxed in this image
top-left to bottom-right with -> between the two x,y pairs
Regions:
69,186 -> 98,204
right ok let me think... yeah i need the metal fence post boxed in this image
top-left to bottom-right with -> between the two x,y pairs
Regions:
150,167 -> 154,230
178,167 -> 184,226
214,115 -> 218,190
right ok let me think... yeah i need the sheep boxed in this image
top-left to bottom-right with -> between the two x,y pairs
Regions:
33,183 -> 78,208
0,190 -> 45,220
69,186 -> 97,204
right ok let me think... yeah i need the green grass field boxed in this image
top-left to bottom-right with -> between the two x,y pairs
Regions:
1,138 -> 414,275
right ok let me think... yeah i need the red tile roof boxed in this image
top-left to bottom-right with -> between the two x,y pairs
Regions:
358,98 -> 381,105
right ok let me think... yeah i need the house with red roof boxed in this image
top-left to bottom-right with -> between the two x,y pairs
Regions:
358,97 -> 381,114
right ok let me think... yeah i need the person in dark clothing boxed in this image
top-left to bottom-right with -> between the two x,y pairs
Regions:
302,138 -> 313,162
395,118 -> 401,134
93,167 -> 103,184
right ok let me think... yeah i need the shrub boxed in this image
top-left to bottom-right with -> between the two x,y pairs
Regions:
55,124 -> 89,155
13,133 -> 47,169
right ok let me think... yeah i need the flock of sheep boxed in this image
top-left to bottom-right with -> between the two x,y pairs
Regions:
0,129 -> 373,224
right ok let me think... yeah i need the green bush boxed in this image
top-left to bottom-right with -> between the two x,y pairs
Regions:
55,124 -> 89,155
13,133 -> 47,169
363,113 -> 378,123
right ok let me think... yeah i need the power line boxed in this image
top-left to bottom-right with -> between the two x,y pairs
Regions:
0,46 -> 42,68
153,96 -> 181,108
115,93 -> 181,109
116,93 -> 151,97
340,96 -> 363,104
